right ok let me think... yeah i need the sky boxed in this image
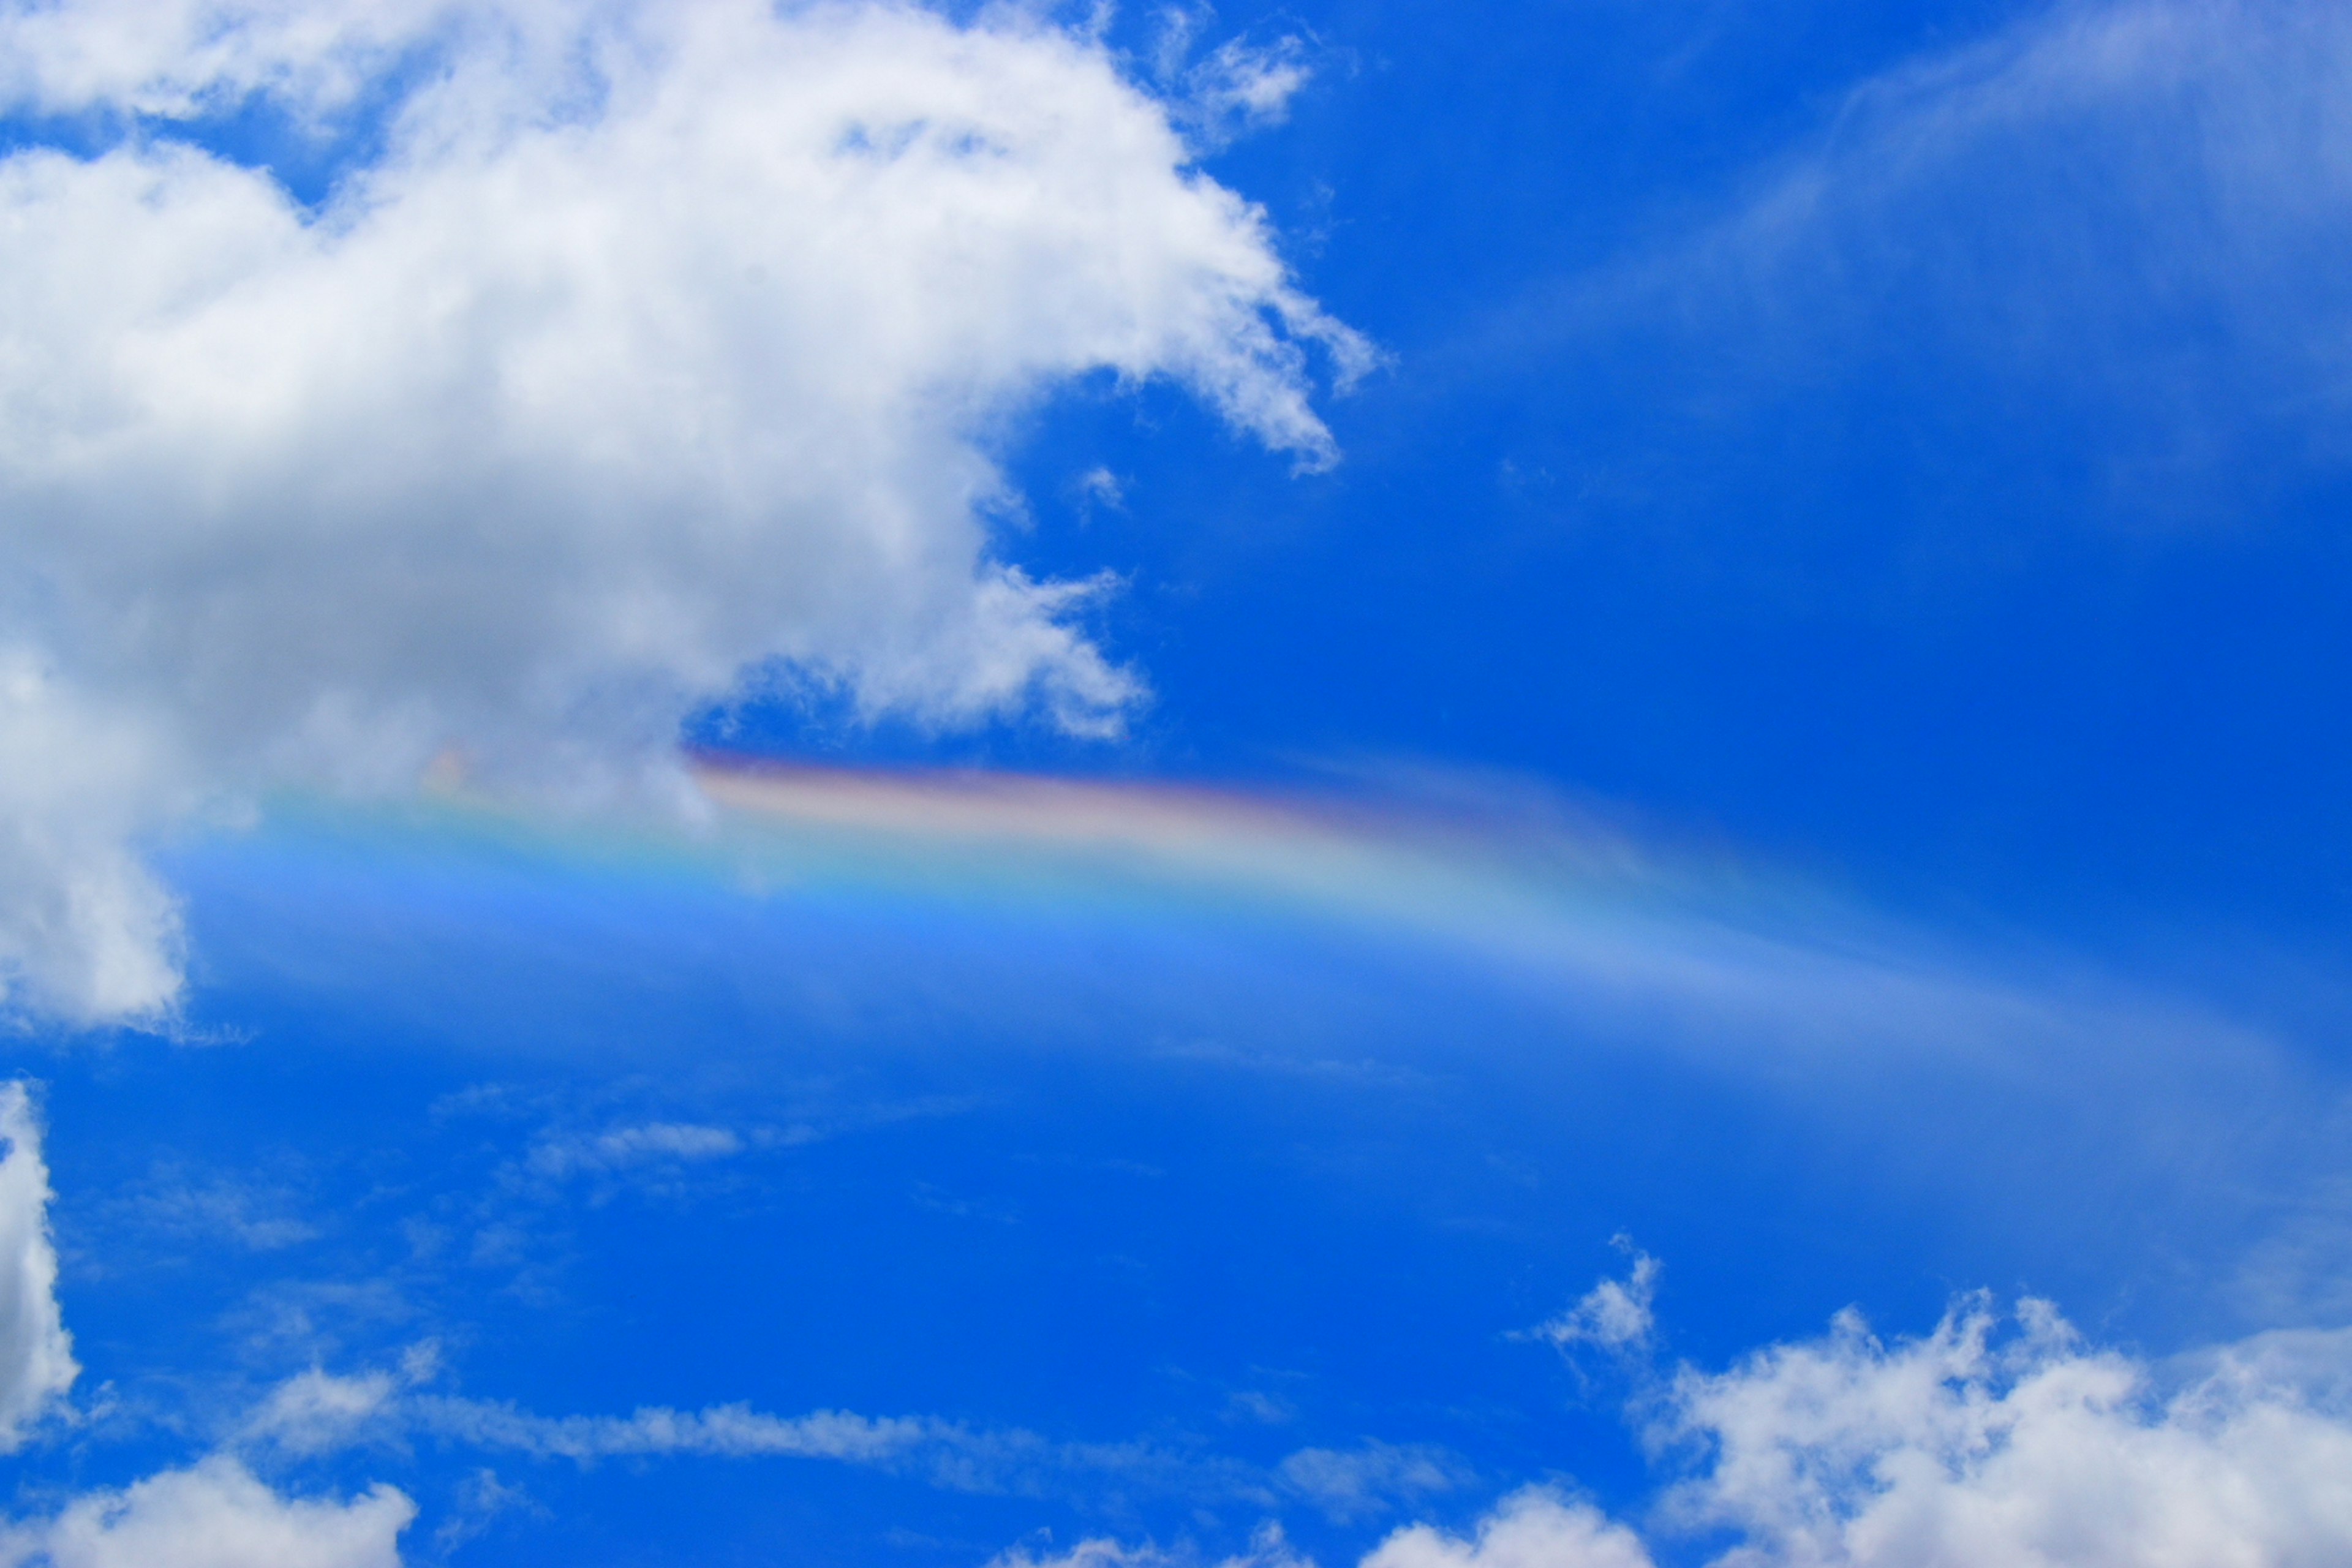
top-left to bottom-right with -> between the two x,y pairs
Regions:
0,0 -> 2349,1563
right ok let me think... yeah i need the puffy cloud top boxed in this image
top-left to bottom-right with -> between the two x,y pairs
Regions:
1423,1278 -> 2352,1568
1361,1492 -> 1654,1568
0,1457 -> 413,1568
1651,1296 -> 2352,1567
0,0 -> 1366,1024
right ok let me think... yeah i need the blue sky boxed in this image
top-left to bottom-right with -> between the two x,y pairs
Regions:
0,1 -> 2348,1564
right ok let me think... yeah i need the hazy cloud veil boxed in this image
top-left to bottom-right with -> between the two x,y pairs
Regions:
0,0 -> 1369,1024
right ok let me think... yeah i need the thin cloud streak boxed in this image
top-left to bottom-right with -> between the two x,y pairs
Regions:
1452,0 -> 2352,484
239,1365 -> 1466,1520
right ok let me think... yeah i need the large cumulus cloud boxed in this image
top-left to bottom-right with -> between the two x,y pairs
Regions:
0,0 -> 1366,1023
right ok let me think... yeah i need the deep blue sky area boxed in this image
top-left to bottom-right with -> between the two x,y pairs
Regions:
876,0 -> 2352,943
7,0 -> 2352,1564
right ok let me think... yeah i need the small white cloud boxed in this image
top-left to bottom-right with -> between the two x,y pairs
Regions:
1531,1244 -> 1659,1355
1178,34 -> 1314,151
238,1368 -> 400,1459
1148,4 -> 1212,86
431,1466 -> 540,1555
991,1522 -> 1314,1568
1143,2 -> 1317,153
992,1544 -> 1161,1568
1277,1440 -> 1471,1523
526,1121 -> 744,1180
1073,466 -> 1127,516
0,1455 -> 414,1568
1362,1490 -> 1656,1568
0,1084 -> 77,1449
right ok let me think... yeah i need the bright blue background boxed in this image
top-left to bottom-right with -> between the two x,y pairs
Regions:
13,0 -> 2352,1562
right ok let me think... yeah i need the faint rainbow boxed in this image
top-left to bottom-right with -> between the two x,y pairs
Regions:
682,751 -> 1831,976
677,752 -> 2087,1061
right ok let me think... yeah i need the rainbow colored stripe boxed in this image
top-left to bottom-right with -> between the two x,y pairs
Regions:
673,753 -> 2121,1064
687,752 -> 1702,924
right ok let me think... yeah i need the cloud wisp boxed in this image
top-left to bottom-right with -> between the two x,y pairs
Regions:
0,0 -> 1366,1025
238,1361 -> 1469,1524
1480,0 -> 2352,504
1525,1241 -> 1657,1358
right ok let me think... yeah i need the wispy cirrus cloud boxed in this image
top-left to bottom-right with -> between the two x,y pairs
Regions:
99,1164 -> 322,1258
1485,0 -> 2352,502
522,1121 -> 743,1181
235,1359 -> 1470,1521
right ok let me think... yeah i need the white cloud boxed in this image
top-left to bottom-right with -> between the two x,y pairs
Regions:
991,1522 -> 1314,1568
1276,1441 -> 1470,1523
0,1455 -> 413,1568
236,1366 -> 930,1470
239,1366 -> 400,1458
0,1084 -> 77,1449
1648,1295 -> 2352,1567
232,1363 -> 1472,1519
1173,33 -> 1315,152
0,0 -> 1366,1025
0,0 -> 453,121
1013,1270 -> 2352,1568
1073,465 -> 1128,516
1529,1244 -> 1658,1356
406,1393 -> 931,1464
241,1276 -> 2352,1566
110,1166 -> 320,1253
0,1091 -> 411,1567
524,1121 -> 743,1179
1375,1289 -> 2352,1568
1361,1491 -> 1656,1568
1523,0 -> 2352,487
1000,1494 -> 1649,1568
0,658 -> 188,1023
